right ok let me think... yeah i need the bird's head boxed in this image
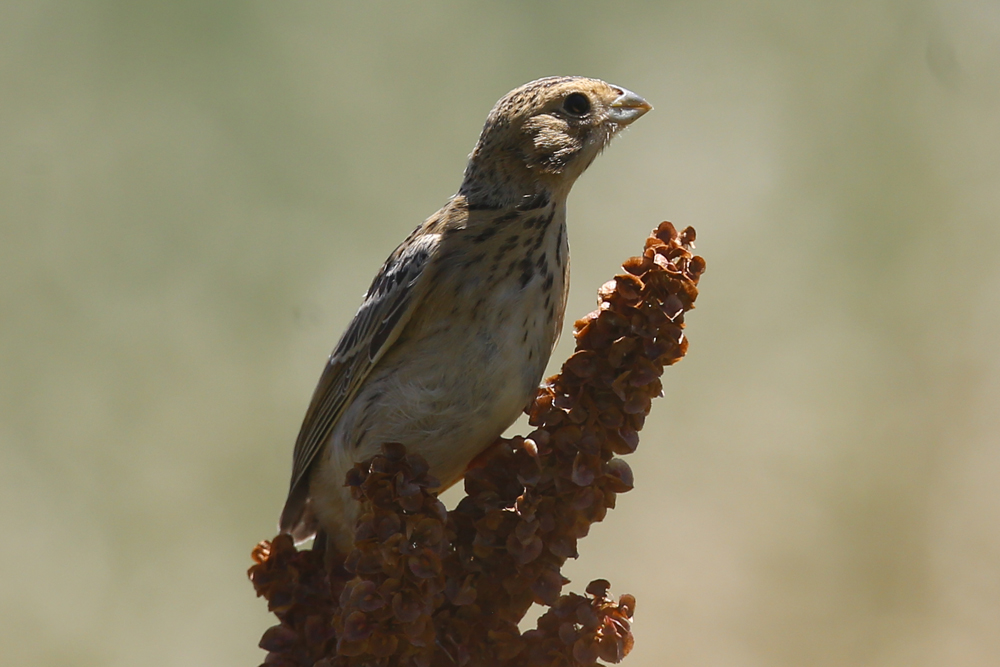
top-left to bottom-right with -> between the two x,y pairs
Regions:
460,76 -> 651,207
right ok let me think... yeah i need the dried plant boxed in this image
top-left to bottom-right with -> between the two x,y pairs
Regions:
249,221 -> 706,667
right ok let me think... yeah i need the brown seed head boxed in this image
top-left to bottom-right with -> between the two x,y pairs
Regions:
249,221 -> 705,666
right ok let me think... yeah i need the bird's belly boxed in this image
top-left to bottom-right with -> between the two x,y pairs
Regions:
341,297 -> 551,486
310,307 -> 551,552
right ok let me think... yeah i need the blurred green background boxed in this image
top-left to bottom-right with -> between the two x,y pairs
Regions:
3,2 -> 999,666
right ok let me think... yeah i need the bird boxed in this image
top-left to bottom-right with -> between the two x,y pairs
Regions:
279,76 -> 651,554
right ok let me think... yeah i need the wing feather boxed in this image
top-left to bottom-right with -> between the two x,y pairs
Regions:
285,232 -> 439,498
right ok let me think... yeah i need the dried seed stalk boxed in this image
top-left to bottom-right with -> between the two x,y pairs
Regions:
250,222 -> 705,667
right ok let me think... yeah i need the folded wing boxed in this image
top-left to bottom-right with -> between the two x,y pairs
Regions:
279,230 -> 440,535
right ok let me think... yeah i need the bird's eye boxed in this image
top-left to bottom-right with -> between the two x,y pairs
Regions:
562,92 -> 591,116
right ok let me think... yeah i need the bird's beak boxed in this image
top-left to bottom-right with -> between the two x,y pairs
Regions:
608,88 -> 652,125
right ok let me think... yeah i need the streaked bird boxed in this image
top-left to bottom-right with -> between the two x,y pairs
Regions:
280,76 -> 651,553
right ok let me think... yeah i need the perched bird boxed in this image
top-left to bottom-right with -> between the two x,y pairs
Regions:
280,76 -> 651,553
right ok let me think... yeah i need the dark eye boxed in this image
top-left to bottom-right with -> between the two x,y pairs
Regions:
562,92 -> 591,116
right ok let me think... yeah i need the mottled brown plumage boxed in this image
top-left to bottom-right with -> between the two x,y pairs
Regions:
280,76 -> 651,552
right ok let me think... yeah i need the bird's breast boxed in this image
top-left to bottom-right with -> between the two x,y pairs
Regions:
337,203 -> 570,488
440,203 -> 569,395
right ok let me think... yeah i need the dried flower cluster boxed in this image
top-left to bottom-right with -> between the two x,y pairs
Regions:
250,221 -> 705,667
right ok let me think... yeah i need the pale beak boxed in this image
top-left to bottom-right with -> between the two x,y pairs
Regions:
608,87 -> 652,125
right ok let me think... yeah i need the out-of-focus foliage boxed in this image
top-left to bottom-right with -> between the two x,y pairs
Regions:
2,2 -> 998,667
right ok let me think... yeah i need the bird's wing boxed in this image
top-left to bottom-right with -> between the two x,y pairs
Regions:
286,230 -> 440,497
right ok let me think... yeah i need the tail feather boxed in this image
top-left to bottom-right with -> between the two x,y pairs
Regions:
278,483 -> 317,543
